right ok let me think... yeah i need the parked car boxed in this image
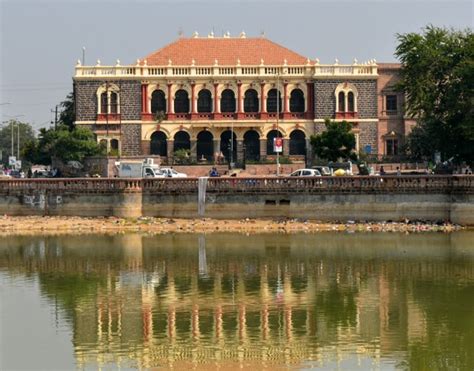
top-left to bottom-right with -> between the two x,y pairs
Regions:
289,169 -> 321,177
311,166 -> 331,176
9,170 -> 25,178
159,168 -> 187,178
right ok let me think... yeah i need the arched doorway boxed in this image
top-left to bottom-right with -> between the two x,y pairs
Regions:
266,130 -> 283,155
220,89 -> 236,113
174,131 -> 190,152
197,131 -> 213,161
244,89 -> 259,112
244,130 -> 260,161
289,130 -> 306,155
220,130 -> 237,164
150,131 -> 167,156
197,89 -> 212,113
174,89 -> 190,113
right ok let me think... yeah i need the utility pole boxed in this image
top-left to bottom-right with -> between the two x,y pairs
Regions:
17,122 -> 20,159
276,72 -> 280,176
11,121 -> 14,158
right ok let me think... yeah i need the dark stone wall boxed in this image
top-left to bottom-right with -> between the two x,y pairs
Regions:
314,79 -> 377,119
75,80 -> 141,121
122,124 -> 142,156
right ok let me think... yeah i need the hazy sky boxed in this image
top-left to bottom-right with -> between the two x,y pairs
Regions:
0,0 -> 472,131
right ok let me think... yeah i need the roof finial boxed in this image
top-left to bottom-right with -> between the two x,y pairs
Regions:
76,59 -> 81,66
143,59 -> 147,66
236,58 -> 241,66
168,59 -> 172,66
283,59 -> 287,66
260,30 -> 266,38
260,58 -> 264,66
214,59 -> 218,66
334,58 -> 339,65
306,58 -> 311,66
116,59 -> 121,66
208,31 -> 214,38
353,58 -> 358,65
96,59 -> 101,66
136,59 -> 140,66
315,58 -> 320,65
191,58 -> 195,66
192,31 -> 199,38
223,31 -> 230,38
239,31 -> 246,38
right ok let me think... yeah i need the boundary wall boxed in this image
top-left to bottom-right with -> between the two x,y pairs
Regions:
0,176 -> 473,225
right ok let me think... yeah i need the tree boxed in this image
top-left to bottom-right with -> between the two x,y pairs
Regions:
58,92 -> 75,130
395,26 -> 474,163
0,120 -> 36,166
310,119 -> 357,162
23,125 -> 104,165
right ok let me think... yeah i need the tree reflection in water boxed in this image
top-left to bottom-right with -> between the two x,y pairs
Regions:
0,232 -> 473,370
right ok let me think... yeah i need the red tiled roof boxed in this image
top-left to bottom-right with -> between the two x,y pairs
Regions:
141,37 -> 309,66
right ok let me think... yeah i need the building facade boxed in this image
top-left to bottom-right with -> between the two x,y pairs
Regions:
73,33 -> 411,162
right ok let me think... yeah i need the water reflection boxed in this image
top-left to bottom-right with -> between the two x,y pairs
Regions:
0,232 -> 473,370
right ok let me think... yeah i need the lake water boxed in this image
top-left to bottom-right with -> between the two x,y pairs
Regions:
1,232 -> 473,370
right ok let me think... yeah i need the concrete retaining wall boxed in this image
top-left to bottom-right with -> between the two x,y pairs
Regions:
0,176 -> 473,225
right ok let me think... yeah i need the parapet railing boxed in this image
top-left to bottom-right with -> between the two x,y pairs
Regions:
73,64 -> 378,79
0,176 -> 472,194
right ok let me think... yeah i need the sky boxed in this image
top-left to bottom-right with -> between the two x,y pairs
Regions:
0,0 -> 472,131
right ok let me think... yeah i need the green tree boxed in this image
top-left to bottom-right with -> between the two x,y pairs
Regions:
23,125 -> 104,165
0,120 -> 36,165
58,92 -> 75,129
310,119 -> 357,162
395,26 -> 474,163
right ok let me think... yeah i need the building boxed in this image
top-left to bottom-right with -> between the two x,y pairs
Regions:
73,33 -> 412,163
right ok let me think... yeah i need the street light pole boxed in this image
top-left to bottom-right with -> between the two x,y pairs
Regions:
276,71 -> 280,176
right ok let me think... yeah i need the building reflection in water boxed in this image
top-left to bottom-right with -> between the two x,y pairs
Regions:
0,232 -> 473,369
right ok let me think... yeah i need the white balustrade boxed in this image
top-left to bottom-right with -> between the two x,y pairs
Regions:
75,63 -> 378,79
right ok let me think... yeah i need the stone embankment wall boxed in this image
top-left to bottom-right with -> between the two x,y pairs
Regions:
0,176 -> 473,225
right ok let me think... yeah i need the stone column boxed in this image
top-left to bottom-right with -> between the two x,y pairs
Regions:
167,139 -> 174,164
305,138 -> 312,167
283,138 -> 290,157
167,83 -> 175,119
237,82 -> 244,119
190,139 -> 197,162
214,83 -> 221,119
236,139 -> 244,165
213,139 -> 220,164
260,83 -> 267,119
283,83 -> 290,119
191,83 -> 196,118
260,138 -> 267,159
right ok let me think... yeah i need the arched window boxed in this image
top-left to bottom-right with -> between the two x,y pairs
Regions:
100,93 -> 108,114
348,92 -> 355,112
173,131 -> 191,152
244,130 -> 260,161
197,130 -> 214,161
110,92 -> 118,114
338,91 -> 345,112
220,89 -> 236,113
110,139 -> 119,151
150,131 -> 167,156
290,89 -> 305,113
174,89 -> 189,113
266,130 -> 283,155
151,90 -> 167,114
289,130 -> 306,155
267,89 -> 282,113
244,89 -> 259,113
97,84 -> 120,115
197,89 -> 212,113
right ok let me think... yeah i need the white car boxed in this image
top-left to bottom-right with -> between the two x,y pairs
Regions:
289,169 -> 321,177
158,168 -> 187,178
